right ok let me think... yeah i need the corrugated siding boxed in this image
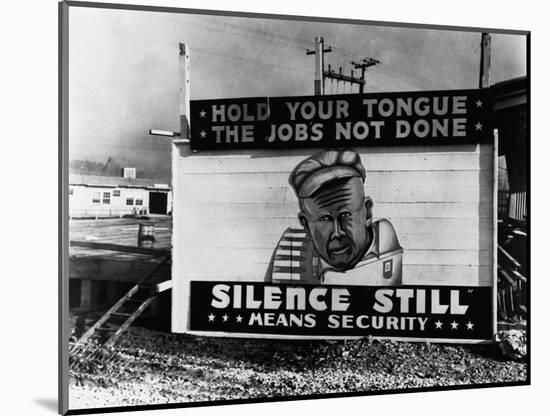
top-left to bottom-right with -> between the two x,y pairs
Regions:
172,144 -> 494,331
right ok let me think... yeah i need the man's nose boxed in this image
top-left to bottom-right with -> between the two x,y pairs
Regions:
331,218 -> 345,238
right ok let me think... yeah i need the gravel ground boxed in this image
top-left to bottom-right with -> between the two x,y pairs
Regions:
69,325 -> 527,410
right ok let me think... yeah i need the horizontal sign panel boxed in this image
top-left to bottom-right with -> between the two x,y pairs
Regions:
190,90 -> 491,150
189,281 -> 492,340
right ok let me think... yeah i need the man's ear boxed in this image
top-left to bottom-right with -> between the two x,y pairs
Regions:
298,211 -> 312,240
364,196 -> 374,227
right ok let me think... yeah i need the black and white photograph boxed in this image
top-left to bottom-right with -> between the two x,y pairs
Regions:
57,1 -> 530,414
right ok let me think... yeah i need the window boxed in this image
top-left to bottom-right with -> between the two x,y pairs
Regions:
102,192 -> 111,205
126,198 -> 134,206
92,192 -> 100,204
113,189 -> 121,197
135,198 -> 143,206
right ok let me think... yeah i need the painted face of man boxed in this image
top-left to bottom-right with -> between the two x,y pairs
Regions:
299,177 -> 373,271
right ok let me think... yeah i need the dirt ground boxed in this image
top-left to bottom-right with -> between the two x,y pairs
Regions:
69,324 -> 527,410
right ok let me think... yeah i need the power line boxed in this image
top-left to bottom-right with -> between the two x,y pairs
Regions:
199,16 -> 314,46
329,43 -> 450,89
377,62 -> 452,89
192,47 -> 313,75
166,15 -> 312,51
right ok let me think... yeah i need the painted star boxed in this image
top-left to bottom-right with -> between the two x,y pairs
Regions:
199,130 -> 207,138
450,321 -> 459,330
466,321 -> 474,330
236,315 -> 243,323
475,100 -> 483,108
208,313 -> 215,322
435,320 -> 443,329
222,314 -> 229,322
199,110 -> 207,118
475,122 -> 483,131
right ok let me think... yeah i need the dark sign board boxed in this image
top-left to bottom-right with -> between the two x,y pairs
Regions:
190,282 -> 492,340
190,90 -> 491,150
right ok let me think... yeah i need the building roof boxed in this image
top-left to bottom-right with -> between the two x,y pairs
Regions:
490,76 -> 527,110
69,173 -> 170,190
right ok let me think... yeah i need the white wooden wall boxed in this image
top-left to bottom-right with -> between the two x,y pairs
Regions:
172,144 -> 495,332
69,185 -> 151,217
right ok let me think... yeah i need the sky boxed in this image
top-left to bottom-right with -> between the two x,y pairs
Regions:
68,5 -> 527,182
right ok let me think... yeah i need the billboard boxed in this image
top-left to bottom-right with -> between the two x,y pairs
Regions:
190,90 -> 490,150
172,89 -> 496,342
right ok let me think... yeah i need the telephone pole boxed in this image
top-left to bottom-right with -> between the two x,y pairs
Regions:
307,37 -> 380,95
352,58 -> 380,93
306,37 -> 332,95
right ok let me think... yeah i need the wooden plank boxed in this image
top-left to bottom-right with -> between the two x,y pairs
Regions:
398,232 -> 491,250
178,247 -> 491,266
180,232 -> 491,252
403,249 -> 492,266
498,245 -> 522,268
181,144 -> 488,158
178,152 -> 493,173
175,170 -> 493,189
178,201 -> 492,219
179,216 -> 492,235
178,184 -> 493,204
180,231 -> 491,251
70,240 -> 170,257
179,262 -> 491,286
155,280 -> 172,293
404,266 -> 492,286
179,262 -> 270,282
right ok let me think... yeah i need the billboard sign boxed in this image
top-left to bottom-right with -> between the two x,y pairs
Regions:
173,90 -> 496,343
190,90 -> 490,150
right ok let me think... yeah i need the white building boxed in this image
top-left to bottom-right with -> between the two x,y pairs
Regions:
69,172 -> 172,218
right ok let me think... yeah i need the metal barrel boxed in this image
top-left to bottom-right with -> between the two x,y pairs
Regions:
137,223 -> 155,248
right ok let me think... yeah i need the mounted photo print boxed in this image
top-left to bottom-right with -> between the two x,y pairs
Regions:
59,1 -> 529,414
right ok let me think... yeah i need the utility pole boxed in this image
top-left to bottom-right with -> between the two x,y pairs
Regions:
307,37 -> 380,95
479,33 -> 491,88
306,37 -> 332,95
352,58 -> 380,93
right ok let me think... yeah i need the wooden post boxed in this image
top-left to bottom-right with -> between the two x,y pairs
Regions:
492,128 -> 499,336
179,43 -> 190,140
479,33 -> 491,88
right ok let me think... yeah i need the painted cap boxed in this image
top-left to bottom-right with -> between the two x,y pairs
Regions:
289,149 -> 366,198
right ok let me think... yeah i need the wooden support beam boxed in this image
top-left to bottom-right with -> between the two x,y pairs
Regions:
70,240 -> 171,257
154,279 -> 172,294
179,42 -> 190,141
479,33 -> 491,88
323,70 -> 366,86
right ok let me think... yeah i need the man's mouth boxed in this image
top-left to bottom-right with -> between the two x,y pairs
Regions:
328,245 -> 351,257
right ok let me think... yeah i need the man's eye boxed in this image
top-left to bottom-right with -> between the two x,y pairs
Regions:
339,212 -> 352,219
319,215 -> 332,222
